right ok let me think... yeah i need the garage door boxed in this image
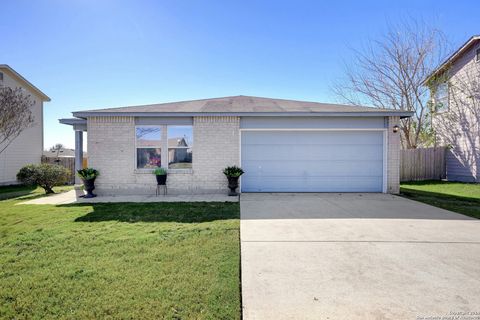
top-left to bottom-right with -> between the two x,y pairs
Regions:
241,130 -> 384,192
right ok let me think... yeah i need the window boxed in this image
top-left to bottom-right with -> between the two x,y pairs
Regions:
136,126 -> 162,168
168,126 -> 193,169
476,48 -> 480,63
434,82 -> 449,112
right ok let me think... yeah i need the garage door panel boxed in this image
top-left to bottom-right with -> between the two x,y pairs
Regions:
242,160 -> 383,176
241,130 -> 384,192
242,131 -> 383,145
242,144 -> 383,161
241,176 -> 383,192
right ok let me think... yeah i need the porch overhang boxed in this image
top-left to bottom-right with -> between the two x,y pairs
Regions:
59,118 -> 87,131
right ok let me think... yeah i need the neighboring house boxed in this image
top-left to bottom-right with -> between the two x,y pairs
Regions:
60,95 -> 412,195
0,65 -> 50,185
43,147 -> 87,158
425,35 -> 480,182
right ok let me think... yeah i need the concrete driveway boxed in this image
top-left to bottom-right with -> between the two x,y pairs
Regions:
240,193 -> 480,320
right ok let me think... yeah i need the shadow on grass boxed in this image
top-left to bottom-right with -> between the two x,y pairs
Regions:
59,202 -> 240,223
0,185 -> 37,200
400,187 -> 480,219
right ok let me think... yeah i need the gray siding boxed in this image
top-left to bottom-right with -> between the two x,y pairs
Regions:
241,116 -> 385,129
446,149 -> 478,182
433,40 -> 480,183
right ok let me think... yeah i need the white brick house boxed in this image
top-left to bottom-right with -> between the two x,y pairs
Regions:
60,96 -> 412,195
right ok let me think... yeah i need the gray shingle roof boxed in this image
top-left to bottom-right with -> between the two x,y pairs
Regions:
72,95 -> 413,118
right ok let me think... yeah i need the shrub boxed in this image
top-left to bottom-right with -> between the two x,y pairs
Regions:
17,163 -> 70,194
223,166 -> 244,177
77,168 -> 100,181
153,167 -> 167,175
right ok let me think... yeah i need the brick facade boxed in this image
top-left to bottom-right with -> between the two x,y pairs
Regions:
87,115 -> 400,195
386,116 -> 401,194
87,115 -> 239,195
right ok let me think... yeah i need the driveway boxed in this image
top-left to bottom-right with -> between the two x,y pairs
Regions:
240,193 -> 480,319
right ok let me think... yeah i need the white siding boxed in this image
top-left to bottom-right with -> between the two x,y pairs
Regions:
0,71 -> 44,185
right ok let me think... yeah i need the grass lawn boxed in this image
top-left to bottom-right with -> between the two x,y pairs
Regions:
400,180 -> 480,219
0,187 -> 240,319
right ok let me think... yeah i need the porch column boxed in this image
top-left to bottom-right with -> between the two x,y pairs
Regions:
74,130 -> 83,184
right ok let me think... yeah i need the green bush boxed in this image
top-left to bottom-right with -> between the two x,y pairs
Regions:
77,168 -> 100,180
223,166 -> 244,177
153,167 -> 167,175
17,163 -> 70,194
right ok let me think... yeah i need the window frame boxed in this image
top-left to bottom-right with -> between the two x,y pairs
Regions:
167,125 -> 193,170
134,124 -> 193,172
434,82 -> 449,113
134,125 -> 163,170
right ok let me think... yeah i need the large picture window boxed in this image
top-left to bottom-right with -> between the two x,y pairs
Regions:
168,126 -> 193,169
135,124 -> 193,170
136,126 -> 162,168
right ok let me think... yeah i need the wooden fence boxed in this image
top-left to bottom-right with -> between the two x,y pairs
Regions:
41,156 -> 76,184
400,147 -> 446,182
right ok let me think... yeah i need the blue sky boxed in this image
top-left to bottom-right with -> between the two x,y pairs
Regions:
1,0 -> 478,149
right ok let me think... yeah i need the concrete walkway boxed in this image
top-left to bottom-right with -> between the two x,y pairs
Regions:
241,193 -> 480,320
20,189 -> 238,205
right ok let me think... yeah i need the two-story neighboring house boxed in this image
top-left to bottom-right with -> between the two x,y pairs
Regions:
425,35 -> 480,183
0,65 -> 50,185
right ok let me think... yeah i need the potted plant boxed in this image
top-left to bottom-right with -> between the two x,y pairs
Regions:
77,168 -> 99,198
223,166 -> 244,196
153,167 -> 167,185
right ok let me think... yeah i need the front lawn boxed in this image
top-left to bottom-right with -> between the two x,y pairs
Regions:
0,192 -> 240,319
400,180 -> 480,219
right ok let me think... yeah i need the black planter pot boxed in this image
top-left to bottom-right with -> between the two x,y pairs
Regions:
227,176 -> 239,196
156,174 -> 167,185
82,177 -> 97,198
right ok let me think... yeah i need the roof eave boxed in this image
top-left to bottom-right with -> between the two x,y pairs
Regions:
0,64 -> 51,101
72,111 -> 414,119
423,35 -> 480,85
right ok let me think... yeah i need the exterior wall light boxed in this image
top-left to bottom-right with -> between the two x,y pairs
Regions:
393,125 -> 399,133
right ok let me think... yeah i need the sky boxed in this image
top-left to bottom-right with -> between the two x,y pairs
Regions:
1,0 -> 478,149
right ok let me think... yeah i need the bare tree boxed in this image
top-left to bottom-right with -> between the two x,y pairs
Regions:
0,87 -> 35,154
333,20 -> 447,149
432,63 -> 480,175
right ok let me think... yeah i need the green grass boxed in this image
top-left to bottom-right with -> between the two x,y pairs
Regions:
0,184 -> 74,200
400,180 -> 480,219
0,192 -> 240,319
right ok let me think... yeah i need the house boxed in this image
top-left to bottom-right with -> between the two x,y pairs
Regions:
425,35 -> 480,182
60,95 -> 412,195
0,65 -> 50,185
43,147 -> 87,158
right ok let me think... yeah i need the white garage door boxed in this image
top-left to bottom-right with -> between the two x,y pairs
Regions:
241,130 -> 385,192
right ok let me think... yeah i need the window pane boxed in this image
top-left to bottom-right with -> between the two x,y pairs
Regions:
435,83 -> 448,112
137,148 -> 162,168
167,126 -> 193,148
168,148 -> 192,169
136,126 -> 162,147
